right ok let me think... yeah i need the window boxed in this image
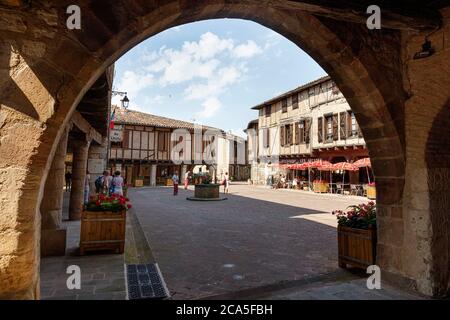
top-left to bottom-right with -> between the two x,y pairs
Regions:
296,121 -> 305,144
265,105 -> 271,117
326,115 -> 333,141
286,124 -> 293,146
351,113 -> 357,134
292,94 -> 299,109
282,99 -> 288,113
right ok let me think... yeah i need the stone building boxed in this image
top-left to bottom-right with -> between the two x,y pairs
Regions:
0,1 -> 449,299
108,106 -> 249,185
247,76 -> 370,185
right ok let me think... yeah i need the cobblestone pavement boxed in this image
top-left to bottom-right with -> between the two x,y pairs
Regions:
130,183 -> 408,300
40,192 -> 127,300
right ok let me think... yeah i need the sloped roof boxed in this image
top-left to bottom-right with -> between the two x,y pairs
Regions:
251,75 -> 331,110
113,105 -> 218,131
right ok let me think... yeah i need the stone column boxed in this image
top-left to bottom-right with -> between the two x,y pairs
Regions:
40,126 -> 69,256
181,165 -> 187,182
150,164 -> 157,186
87,140 -> 108,195
69,138 -> 91,220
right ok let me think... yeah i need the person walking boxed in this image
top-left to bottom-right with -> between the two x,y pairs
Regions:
65,171 -> 72,191
111,171 -> 124,196
184,170 -> 190,190
223,172 -> 230,194
172,171 -> 180,196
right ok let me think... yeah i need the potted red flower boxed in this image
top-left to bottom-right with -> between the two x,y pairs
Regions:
332,201 -> 377,269
80,194 -> 132,255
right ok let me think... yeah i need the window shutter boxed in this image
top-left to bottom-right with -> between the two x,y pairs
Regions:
280,125 -> 285,147
318,117 -> 323,143
347,111 -> 352,137
282,99 -> 288,113
265,129 -> 270,148
339,112 -> 346,140
289,124 -> 294,145
333,114 -> 339,141
305,118 -> 311,144
357,121 -> 363,138
122,130 -> 129,148
292,94 -> 299,109
294,122 -> 299,145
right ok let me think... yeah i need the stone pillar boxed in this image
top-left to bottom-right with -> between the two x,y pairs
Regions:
40,127 -> 69,256
181,165 -> 187,182
150,164 -> 157,186
87,140 -> 108,195
69,138 -> 91,220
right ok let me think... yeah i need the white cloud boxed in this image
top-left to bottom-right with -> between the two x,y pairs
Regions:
184,66 -> 242,101
195,97 -> 221,118
232,40 -> 262,58
116,70 -> 154,97
115,32 -> 265,120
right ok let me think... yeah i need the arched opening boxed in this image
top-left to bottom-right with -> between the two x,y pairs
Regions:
1,1 -> 448,299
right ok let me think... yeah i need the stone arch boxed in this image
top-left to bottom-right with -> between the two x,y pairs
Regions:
426,99 -> 450,296
0,1 -> 414,299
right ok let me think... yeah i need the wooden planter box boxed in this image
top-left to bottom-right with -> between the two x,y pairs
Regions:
367,185 -> 376,199
134,179 -> 144,187
338,225 -> 377,269
80,210 -> 126,255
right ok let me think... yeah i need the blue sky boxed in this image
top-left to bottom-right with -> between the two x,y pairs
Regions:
112,19 -> 326,137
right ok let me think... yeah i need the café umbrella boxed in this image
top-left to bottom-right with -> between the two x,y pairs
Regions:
332,162 -> 359,188
353,157 -> 372,184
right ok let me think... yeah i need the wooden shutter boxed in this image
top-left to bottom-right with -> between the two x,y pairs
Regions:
280,125 -> 285,147
265,105 -> 271,117
282,99 -> 288,113
265,128 -> 270,148
318,117 -> 323,143
292,94 -> 299,109
357,120 -> 363,138
288,124 -> 293,145
332,114 -> 339,141
157,131 -> 165,151
122,130 -> 130,148
347,111 -> 353,137
294,122 -> 300,145
305,118 -> 311,143
339,112 -> 347,140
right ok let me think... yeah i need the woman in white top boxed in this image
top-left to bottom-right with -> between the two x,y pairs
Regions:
111,171 -> 124,196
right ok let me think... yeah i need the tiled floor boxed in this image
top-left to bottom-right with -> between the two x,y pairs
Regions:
129,184 -> 423,300
39,186 -> 424,300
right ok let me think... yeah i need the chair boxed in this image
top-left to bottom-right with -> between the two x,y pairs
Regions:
350,184 -> 358,196
336,183 -> 344,195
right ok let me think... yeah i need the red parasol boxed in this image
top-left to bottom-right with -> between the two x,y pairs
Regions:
332,162 -> 359,171
353,158 -> 371,168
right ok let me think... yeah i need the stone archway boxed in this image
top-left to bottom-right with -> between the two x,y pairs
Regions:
0,1 -> 449,299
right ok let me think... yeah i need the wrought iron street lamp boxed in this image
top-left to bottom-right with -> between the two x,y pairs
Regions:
112,90 -> 130,109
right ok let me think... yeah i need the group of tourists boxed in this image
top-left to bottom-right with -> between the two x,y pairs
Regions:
80,170 -> 125,205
